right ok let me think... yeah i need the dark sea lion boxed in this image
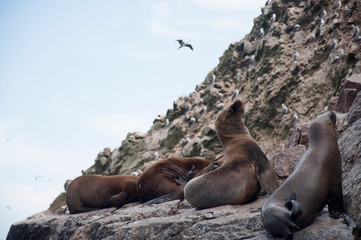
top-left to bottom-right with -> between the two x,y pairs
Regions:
261,111 -> 345,239
66,175 -> 138,214
184,99 -> 279,209
136,157 -> 211,204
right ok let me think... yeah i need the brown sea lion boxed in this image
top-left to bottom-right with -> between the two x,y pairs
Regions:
261,111 -> 345,239
184,99 -> 279,209
66,175 -> 139,214
137,157 -> 211,204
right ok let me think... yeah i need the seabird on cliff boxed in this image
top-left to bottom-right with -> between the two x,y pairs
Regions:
292,24 -> 300,32
320,9 -> 327,19
198,98 -> 204,106
269,13 -> 276,23
152,151 -> 159,160
281,103 -> 288,116
344,6 -> 351,18
232,90 -> 239,100
200,106 -> 206,114
307,33 -> 316,45
217,103 -> 225,111
257,28 -> 264,39
353,26 -> 359,38
293,51 -> 299,62
189,117 -> 196,124
291,113 -> 298,124
318,19 -> 324,29
210,74 -> 216,83
332,56 -> 340,65
182,137 -> 190,146
176,40 -> 193,50
164,118 -> 169,128
336,0 -> 341,9
332,11 -> 339,19
340,49 -> 345,60
330,40 -> 337,51
217,93 -> 223,99
248,55 -> 255,68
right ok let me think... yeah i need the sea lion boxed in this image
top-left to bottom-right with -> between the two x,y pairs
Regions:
137,157 -> 211,204
261,111 -> 345,239
184,99 -> 279,209
66,175 -> 138,214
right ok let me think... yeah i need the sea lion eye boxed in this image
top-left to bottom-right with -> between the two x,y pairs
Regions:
228,108 -> 234,115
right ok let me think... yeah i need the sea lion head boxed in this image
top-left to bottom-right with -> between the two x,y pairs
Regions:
215,99 -> 249,136
309,111 -> 337,145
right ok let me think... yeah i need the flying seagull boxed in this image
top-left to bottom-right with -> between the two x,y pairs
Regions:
176,40 -> 193,50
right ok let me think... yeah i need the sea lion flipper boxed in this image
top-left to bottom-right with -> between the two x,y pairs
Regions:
142,188 -> 184,205
248,144 -> 279,195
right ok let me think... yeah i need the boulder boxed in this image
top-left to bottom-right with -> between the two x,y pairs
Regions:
336,74 -> 361,113
6,197 -> 353,240
271,145 -> 306,185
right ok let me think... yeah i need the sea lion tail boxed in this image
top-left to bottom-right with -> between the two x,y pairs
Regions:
285,192 -> 303,222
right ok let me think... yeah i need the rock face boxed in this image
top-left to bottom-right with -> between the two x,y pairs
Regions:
6,0 -> 361,239
6,198 -> 354,240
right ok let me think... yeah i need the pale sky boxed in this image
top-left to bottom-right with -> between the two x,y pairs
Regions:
0,0 -> 265,238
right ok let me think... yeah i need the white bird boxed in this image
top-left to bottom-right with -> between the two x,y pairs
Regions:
336,0 -> 341,9
332,56 -> 340,65
248,55 -> 255,68
164,118 -> 169,128
269,13 -> 276,23
320,9 -> 327,18
217,93 -> 223,99
281,103 -> 288,116
210,74 -> 216,83
344,6 -> 351,18
291,113 -> 298,124
176,39 -> 193,50
257,28 -> 264,39
198,98 -> 204,106
131,171 -> 139,176
318,19 -> 324,29
152,151 -> 159,160
232,90 -> 239,100
189,117 -> 196,124
340,49 -> 345,60
330,40 -> 337,51
353,26 -> 359,37
292,24 -> 300,32
307,33 -> 316,45
200,106 -> 207,114
183,137 -> 190,146
217,103 -> 225,111
332,11 -> 339,19
293,51 -> 299,62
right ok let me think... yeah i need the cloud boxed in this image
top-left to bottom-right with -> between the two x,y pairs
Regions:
81,113 -> 152,140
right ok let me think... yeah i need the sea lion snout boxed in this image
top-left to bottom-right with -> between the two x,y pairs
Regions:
228,99 -> 244,115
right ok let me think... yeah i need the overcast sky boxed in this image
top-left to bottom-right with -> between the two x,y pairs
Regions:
0,0 -> 265,238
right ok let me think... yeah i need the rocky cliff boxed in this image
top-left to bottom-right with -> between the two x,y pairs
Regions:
7,0 -> 361,239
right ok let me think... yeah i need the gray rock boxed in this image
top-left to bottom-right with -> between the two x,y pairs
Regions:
6,197 -> 354,240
